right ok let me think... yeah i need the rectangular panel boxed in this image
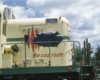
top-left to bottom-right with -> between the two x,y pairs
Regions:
46,18 -> 58,23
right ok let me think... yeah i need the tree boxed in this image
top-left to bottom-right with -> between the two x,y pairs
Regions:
95,45 -> 100,61
73,45 -> 82,64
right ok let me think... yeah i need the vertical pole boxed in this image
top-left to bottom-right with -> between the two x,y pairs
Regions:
82,47 -> 84,63
77,41 -> 82,80
86,38 -> 89,65
24,43 -> 26,67
95,55 -> 97,80
73,41 -> 75,65
88,43 -> 91,65
84,40 -> 86,65
48,41 -> 51,66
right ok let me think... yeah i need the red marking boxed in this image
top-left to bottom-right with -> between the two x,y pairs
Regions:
33,40 -> 36,48
34,30 -> 38,49
33,53 -> 63,58
20,27 -> 40,51
31,27 -> 35,52
26,27 -> 40,51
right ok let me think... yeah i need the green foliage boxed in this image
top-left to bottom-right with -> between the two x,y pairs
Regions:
95,45 -> 100,61
91,56 -> 96,61
74,45 -> 82,63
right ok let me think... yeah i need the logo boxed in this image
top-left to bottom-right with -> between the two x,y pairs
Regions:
26,27 -> 40,52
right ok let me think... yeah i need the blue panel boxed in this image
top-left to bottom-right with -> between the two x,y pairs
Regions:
46,18 -> 57,23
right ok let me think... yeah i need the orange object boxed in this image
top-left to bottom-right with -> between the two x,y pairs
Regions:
68,67 -> 72,72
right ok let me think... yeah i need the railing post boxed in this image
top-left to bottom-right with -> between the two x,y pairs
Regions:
73,41 -> 75,65
24,43 -> 26,67
75,41 -> 82,80
48,41 -> 51,66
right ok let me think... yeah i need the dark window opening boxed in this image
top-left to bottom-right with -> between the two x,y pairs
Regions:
3,13 -> 6,20
3,23 -> 6,36
8,9 -> 11,19
3,8 -> 7,20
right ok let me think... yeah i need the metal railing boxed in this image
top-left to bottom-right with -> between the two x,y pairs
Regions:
1,40 -> 81,67
1,40 -> 83,80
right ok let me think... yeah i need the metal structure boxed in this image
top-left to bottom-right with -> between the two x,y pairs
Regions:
0,4 -> 98,80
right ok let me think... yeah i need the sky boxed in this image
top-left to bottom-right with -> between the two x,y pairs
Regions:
1,0 -> 100,52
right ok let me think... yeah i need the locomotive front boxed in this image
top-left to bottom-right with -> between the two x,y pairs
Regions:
1,16 -> 72,68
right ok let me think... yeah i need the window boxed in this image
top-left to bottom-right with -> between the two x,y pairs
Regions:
3,8 -> 7,20
3,22 -> 6,36
3,8 -> 12,20
8,9 -> 11,19
3,13 -> 6,20
46,18 -> 58,23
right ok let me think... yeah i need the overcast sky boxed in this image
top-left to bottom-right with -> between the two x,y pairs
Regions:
1,0 -> 100,51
